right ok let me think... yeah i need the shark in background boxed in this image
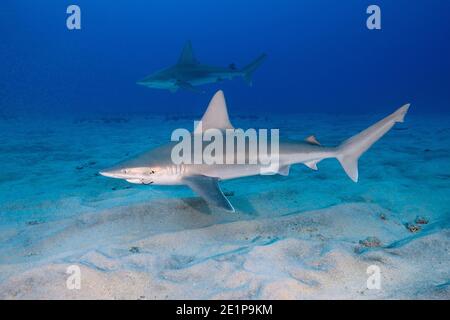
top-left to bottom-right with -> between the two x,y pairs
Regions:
136,41 -> 267,92
100,91 -> 410,212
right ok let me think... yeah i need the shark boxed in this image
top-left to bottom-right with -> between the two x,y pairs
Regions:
100,90 -> 410,212
136,41 -> 267,92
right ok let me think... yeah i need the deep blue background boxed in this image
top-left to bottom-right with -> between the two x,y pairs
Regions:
1,0 -> 449,115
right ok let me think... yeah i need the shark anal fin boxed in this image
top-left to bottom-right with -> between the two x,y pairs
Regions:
304,160 -> 319,170
305,135 -> 321,145
183,175 -> 235,212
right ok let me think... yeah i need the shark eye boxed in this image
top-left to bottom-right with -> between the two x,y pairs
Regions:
122,169 -> 128,174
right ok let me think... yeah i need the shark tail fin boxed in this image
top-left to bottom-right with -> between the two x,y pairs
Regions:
336,104 -> 410,182
242,54 -> 267,86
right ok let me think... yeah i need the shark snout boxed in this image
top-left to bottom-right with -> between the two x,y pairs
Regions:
98,170 -> 116,178
99,166 -> 126,179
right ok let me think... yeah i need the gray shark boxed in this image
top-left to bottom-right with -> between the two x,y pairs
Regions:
136,41 -> 267,92
100,91 -> 410,212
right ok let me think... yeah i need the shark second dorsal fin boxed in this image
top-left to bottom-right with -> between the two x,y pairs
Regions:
194,91 -> 234,134
177,41 -> 198,65
305,135 -> 320,145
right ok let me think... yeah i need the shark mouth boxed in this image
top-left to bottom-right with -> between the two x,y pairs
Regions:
126,179 -> 153,185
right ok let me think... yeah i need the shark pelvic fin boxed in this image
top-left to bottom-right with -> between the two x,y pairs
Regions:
194,90 -> 234,133
305,135 -> 321,145
177,41 -> 198,65
277,165 -> 291,176
183,175 -> 235,212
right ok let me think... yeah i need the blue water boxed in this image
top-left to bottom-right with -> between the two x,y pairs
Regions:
1,0 -> 450,116
0,1 -> 449,298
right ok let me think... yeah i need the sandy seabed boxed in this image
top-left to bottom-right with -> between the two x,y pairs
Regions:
0,113 -> 449,299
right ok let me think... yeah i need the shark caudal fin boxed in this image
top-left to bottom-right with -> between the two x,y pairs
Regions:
336,104 -> 410,182
242,54 -> 267,86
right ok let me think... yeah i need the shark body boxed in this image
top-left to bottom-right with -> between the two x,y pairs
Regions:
137,41 -> 266,92
100,91 -> 410,212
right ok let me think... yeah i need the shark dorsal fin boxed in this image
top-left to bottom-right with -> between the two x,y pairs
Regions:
194,90 -> 234,134
177,41 -> 198,65
305,135 -> 320,145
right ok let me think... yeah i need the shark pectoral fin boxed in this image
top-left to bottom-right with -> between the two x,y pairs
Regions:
169,86 -> 179,93
304,160 -> 319,170
183,175 -> 235,212
176,80 -> 203,93
278,165 -> 291,176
